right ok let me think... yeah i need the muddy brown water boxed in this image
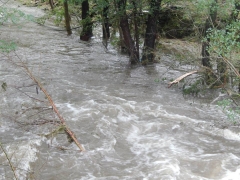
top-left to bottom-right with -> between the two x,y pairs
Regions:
0,1 -> 240,180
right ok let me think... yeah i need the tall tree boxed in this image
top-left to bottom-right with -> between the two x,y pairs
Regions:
80,0 -> 93,41
141,0 -> 162,65
102,0 -> 110,39
130,0 -> 140,60
117,0 -> 139,64
63,0 -> 72,35
49,0 -> 54,9
201,0 -> 218,68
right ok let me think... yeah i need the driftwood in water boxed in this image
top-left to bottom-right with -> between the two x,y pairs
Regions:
168,70 -> 198,88
10,53 -> 85,152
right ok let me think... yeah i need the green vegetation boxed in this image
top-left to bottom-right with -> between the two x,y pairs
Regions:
1,82 -> 7,91
183,79 -> 202,96
218,99 -> 240,125
0,40 -> 16,52
0,6 -> 34,24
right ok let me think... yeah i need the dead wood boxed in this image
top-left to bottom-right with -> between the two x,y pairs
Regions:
8,53 -> 85,152
168,70 -> 198,88
25,64 -> 84,151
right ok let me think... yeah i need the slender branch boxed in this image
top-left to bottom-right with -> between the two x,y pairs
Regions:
0,143 -> 18,180
24,67 -> 84,151
8,52 -> 85,152
14,87 -> 46,103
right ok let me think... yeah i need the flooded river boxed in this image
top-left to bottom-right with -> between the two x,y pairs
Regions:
0,1 -> 240,179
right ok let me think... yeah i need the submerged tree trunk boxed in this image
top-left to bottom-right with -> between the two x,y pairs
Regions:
102,0 -> 110,39
80,0 -> 93,41
63,0 -> 72,35
117,0 -> 139,64
141,0 -> 161,65
131,0 -> 140,60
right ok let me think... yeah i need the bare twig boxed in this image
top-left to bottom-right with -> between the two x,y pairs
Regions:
14,87 -> 46,102
222,57 -> 240,78
0,143 -> 18,180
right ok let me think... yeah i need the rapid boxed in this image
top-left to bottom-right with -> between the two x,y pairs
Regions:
0,1 -> 240,179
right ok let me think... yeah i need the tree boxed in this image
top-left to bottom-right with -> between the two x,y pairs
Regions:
49,0 -> 54,9
102,0 -> 110,39
80,0 -> 93,41
130,0 -> 140,60
203,0 -> 240,86
63,0 -> 72,35
142,0 -> 162,65
201,0 -> 217,69
116,0 -> 139,64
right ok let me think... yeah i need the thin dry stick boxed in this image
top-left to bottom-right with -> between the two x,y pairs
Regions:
222,57 -> 240,78
210,48 -> 240,78
168,70 -> 198,88
11,53 -> 85,152
0,143 -> 18,180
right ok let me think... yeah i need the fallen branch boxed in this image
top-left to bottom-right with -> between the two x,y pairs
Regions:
168,70 -> 198,88
25,65 -> 84,151
9,53 -> 85,152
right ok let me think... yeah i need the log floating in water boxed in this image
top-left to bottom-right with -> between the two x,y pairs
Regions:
168,70 -> 198,88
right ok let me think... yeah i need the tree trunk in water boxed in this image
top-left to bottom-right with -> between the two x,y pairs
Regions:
131,0 -> 139,60
80,0 -> 93,41
141,0 -> 161,65
117,0 -> 138,64
63,1 -> 72,35
102,0 -> 110,39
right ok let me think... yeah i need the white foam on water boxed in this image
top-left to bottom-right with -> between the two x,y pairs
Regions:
16,139 -> 41,179
223,129 -> 240,141
220,153 -> 240,180
66,102 -> 93,116
163,110 -> 203,123
125,121 -> 182,179
0,124 -> 10,133
1,138 -> 41,180
221,167 -> 240,180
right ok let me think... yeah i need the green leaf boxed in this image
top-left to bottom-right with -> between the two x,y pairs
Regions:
1,82 -> 7,91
